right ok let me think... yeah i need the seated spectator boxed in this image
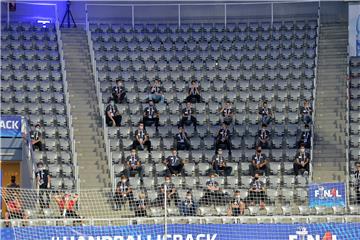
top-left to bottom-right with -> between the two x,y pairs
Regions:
180,102 -> 197,131
354,162 -> 360,204
155,176 -> 180,207
54,193 -> 82,225
179,191 -> 198,216
112,79 -> 126,104
215,123 -> 232,155
258,101 -> 272,125
174,126 -> 191,151
114,175 -> 134,210
7,176 -> 20,188
200,173 -> 225,206
134,192 -> 148,217
35,161 -> 51,209
256,124 -> 270,149
219,101 -> 234,126
293,144 -> 310,177
105,98 -> 122,127
4,194 -> 28,227
227,190 -> 245,216
247,173 -> 267,209
249,146 -> 269,177
143,100 -> 159,131
132,122 -> 152,152
211,148 -> 232,176
126,148 -> 144,180
164,148 -> 185,176
30,123 -> 43,151
299,124 -> 311,148
186,80 -> 201,103
301,100 -> 312,124
148,79 -> 165,103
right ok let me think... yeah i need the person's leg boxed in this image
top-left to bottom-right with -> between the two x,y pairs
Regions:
191,116 -> 197,130
120,92 -> 126,103
154,117 -> 159,130
225,166 -> 232,176
114,193 -> 121,209
249,164 -> 256,177
114,115 -> 122,127
226,139 -> 232,155
38,189 -> 45,208
44,189 -> 50,208
137,166 -> 144,180
144,140 -> 152,152
293,163 -> 300,176
132,140 -> 140,151
213,164 -> 220,176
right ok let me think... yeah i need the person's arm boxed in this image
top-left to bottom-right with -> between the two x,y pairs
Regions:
219,106 -> 225,114
126,186 -> 132,195
135,132 -> 141,143
47,174 -> 51,188
136,160 -> 141,167
294,153 -> 301,165
143,108 -> 148,117
107,109 -> 116,125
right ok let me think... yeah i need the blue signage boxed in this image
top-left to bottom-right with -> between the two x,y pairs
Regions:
1,223 -> 360,240
0,115 -> 22,137
309,182 -> 346,207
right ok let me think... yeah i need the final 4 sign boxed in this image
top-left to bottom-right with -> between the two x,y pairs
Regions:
0,115 -> 22,137
308,182 -> 346,207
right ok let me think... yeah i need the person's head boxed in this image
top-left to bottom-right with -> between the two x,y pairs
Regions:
299,144 -> 305,153
225,101 -> 231,108
138,122 -> 144,130
254,172 -> 260,180
109,98 -> 115,106
37,161 -> 44,169
256,146 -> 262,154
10,176 -> 16,183
178,125 -> 184,133
171,148 -> 177,156
234,190 -> 241,198
262,101 -> 268,107
35,123 -> 41,131
116,79 -> 123,86
186,101 -> 192,108
120,175 -> 128,183
217,148 -> 223,155
191,80 -> 196,86
130,148 -> 137,156
262,123 -> 267,129
304,124 -> 310,131
155,79 -> 161,85
149,99 -> 154,106
209,172 -> 216,180
222,122 -> 227,129
165,175 -> 172,183
356,162 -> 360,170
186,191 -> 192,200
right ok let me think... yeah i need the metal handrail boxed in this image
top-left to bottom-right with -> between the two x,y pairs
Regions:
345,52 -> 351,206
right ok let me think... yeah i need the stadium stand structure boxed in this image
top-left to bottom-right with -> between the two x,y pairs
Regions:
1,22 -> 78,190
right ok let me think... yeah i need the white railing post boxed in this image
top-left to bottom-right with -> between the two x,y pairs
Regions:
224,4 -> 227,28
345,50 -> 350,207
164,184 -> 168,238
132,5 -> 135,28
271,3 -> 274,28
7,2 -> 10,28
178,4 -> 181,27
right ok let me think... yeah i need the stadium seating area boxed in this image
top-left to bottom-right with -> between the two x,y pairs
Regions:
349,56 -> 360,204
89,20 -> 318,215
0,23 -> 76,190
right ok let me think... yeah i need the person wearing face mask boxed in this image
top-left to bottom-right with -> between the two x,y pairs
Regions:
200,173 -> 225,206
180,101 -> 197,131
256,124 -> 270,149
298,124 -> 311,149
30,123 -> 43,151
112,79 -> 126,104
134,192 -> 148,217
114,175 -> 134,211
125,148 -> 144,180
179,191 -> 198,216
185,80 -> 202,103
155,176 -> 180,207
143,100 -> 160,131
211,148 -> 232,176
215,123 -> 232,156
164,148 -> 185,176
35,161 -> 51,209
219,101 -> 234,126
258,101 -> 272,126
174,126 -> 191,151
105,98 -> 122,127
293,144 -> 310,177
301,100 -> 312,124
247,173 -> 267,209
249,146 -> 270,177
132,122 -> 152,152
227,190 -> 245,216
148,79 -> 165,103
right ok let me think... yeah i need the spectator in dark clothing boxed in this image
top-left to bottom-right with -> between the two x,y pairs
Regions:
164,148 -> 185,176
155,176 -> 180,207
105,99 -> 122,127
30,123 -> 43,151
227,190 -> 245,216
174,126 -> 191,151
293,144 -> 310,177
143,100 -> 159,131
219,101 -> 234,126
35,161 -> 51,209
301,100 -> 312,124
125,149 -> 144,180
7,176 -> 20,189
247,173 -> 267,209
114,175 -> 134,210
134,192 -> 148,217
186,80 -> 201,103
180,102 -> 197,131
211,148 -> 232,176
200,173 -> 225,206
256,124 -> 270,149
148,79 -> 165,103
132,122 -> 152,152
112,79 -> 126,104
259,101 -> 272,125
215,123 -> 232,155
249,146 -> 270,177
299,124 -> 311,149
179,191 -> 198,216
354,162 -> 360,205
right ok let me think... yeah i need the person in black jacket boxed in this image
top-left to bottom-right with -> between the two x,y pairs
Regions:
185,80 -> 201,103
256,124 -> 270,149
298,124 -> 311,149
112,79 -> 126,104
215,123 -> 232,155
258,101 -> 272,125
174,126 -> 191,151
143,100 -> 159,131
105,99 -> 122,127
114,175 -> 134,210
293,144 -> 310,177
30,123 -> 43,151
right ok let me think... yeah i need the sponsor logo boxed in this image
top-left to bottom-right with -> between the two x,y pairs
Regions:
288,227 -> 336,240
51,234 -> 217,240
